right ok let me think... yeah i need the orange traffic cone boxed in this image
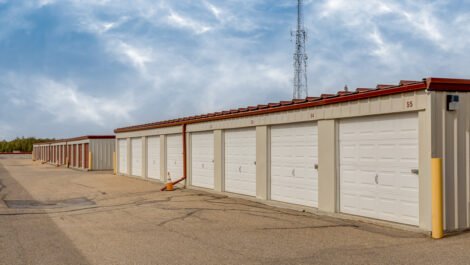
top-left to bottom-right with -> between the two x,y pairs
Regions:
166,172 -> 174,191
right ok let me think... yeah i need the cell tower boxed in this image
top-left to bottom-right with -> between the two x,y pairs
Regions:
292,0 -> 308,99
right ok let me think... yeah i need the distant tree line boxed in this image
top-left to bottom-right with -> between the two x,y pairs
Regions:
0,137 -> 55,153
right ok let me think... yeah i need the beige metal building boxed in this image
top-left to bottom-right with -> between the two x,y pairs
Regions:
33,136 -> 115,171
114,77 -> 469,233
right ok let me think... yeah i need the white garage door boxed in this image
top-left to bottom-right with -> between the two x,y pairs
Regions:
271,122 -> 318,207
147,136 -> 160,180
225,128 -> 256,196
166,134 -> 183,181
118,139 -> 127,174
191,131 -> 214,189
131,138 -> 142,177
339,112 -> 419,226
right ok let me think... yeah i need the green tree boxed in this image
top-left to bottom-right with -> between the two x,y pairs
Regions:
0,137 -> 54,153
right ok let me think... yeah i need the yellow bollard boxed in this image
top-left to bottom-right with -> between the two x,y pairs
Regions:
89,152 -> 92,171
432,158 -> 444,239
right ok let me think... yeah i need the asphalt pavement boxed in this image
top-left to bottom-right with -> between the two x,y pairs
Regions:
1,157 -> 469,265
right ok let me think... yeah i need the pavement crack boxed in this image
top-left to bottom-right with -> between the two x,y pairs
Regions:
259,224 -> 358,230
157,209 -> 201,226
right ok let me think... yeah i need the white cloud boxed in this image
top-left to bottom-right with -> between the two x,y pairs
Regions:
204,1 -> 223,20
1,74 -> 135,127
110,40 -> 154,72
167,11 -> 212,34
33,78 -> 134,125
78,15 -> 129,35
37,0 -> 55,8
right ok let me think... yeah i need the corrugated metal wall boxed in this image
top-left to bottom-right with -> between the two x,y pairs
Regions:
90,139 -> 115,170
431,92 -> 470,231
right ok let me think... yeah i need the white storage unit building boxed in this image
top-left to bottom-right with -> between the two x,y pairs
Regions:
113,77 -> 470,235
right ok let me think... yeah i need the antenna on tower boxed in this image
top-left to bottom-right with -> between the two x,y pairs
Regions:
292,0 -> 308,99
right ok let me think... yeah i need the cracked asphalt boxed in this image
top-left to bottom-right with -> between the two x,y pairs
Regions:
1,157 -> 470,265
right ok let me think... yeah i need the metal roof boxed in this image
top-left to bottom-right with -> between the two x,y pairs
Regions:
113,77 -> 470,133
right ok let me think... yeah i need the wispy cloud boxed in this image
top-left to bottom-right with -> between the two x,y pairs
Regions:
1,74 -> 135,127
34,78 -> 135,125
109,40 -> 154,72
167,10 -> 212,34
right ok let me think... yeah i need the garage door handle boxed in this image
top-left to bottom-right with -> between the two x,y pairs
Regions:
238,166 -> 242,173
375,174 -> 379,184
411,169 -> 419,175
292,169 -> 295,177
314,164 -> 318,170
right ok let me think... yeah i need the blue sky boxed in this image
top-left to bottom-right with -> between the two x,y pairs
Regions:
1,0 -> 469,140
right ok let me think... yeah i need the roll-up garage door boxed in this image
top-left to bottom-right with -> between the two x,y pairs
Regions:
131,138 -> 142,177
166,134 -> 183,180
78,144 -> 83,168
339,112 -> 419,226
73,145 -> 77,167
270,122 -> 318,207
224,128 -> 256,196
118,139 -> 128,174
147,136 -> 160,180
191,131 -> 214,189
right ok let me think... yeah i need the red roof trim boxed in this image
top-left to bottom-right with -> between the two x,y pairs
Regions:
426,77 -> 470,91
356,88 -> 373,93
376,84 -> 395,89
114,81 -> 429,133
114,77 -> 470,133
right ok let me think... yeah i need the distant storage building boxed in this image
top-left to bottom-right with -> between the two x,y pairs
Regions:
33,136 -> 115,171
113,77 -> 469,233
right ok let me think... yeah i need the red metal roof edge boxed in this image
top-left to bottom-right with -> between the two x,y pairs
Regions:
115,81 -> 432,133
426,77 -> 470,91
33,135 -> 115,146
114,77 -> 470,133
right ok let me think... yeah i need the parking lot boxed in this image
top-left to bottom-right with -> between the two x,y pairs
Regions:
1,157 -> 470,265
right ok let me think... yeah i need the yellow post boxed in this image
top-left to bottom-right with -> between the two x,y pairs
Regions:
432,158 -> 444,239
89,152 -> 92,171
113,152 -> 116,175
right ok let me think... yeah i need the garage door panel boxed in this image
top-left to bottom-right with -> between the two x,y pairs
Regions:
224,128 -> 256,197
270,122 -> 318,207
340,112 -> 419,226
131,138 -> 142,177
167,134 -> 183,181
147,136 -> 160,180
191,132 -> 214,189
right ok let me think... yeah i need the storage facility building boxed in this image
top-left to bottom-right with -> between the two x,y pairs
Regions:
113,77 -> 469,233
33,135 -> 115,171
